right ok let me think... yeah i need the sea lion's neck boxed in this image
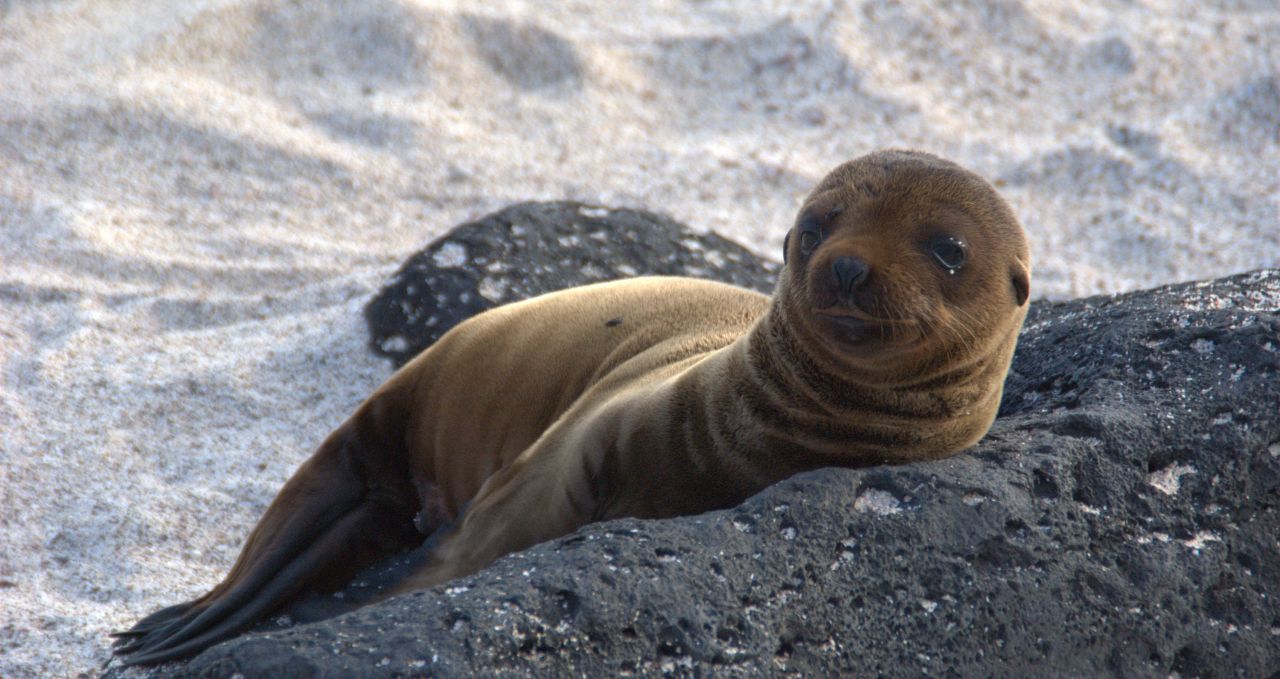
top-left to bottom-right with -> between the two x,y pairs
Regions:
743,299 -> 908,414
704,297 -> 1000,464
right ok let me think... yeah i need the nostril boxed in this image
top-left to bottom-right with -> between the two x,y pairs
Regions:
832,256 -> 869,293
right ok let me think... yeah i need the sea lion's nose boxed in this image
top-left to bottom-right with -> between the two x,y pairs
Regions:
832,256 -> 869,293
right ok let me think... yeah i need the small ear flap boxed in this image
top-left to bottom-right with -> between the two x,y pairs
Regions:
1011,262 -> 1030,306
783,229 -> 792,264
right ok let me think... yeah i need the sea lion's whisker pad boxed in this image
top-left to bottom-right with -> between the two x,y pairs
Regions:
113,149 -> 1030,666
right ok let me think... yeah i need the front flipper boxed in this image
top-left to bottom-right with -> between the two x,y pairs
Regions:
113,412 -> 423,666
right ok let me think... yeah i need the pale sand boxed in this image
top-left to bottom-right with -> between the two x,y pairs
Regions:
1,1 -> 1277,676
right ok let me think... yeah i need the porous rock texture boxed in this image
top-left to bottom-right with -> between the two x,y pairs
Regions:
114,204 -> 1279,678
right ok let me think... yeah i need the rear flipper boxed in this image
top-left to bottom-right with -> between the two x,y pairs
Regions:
113,411 -> 426,667
376,433 -> 605,596
281,513 -> 458,625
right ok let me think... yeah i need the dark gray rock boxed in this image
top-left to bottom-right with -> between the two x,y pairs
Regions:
110,202 -> 1280,678
363,201 -> 780,366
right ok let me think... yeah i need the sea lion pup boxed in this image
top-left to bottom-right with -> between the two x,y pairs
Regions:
113,149 -> 1031,665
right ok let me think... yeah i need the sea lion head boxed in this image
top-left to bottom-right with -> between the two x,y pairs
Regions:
780,149 -> 1031,381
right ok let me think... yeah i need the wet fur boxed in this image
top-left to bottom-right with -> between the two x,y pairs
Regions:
114,150 -> 1031,665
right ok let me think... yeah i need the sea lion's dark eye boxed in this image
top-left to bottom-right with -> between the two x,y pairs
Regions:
794,211 -> 828,259
799,230 -> 821,256
929,236 -> 967,272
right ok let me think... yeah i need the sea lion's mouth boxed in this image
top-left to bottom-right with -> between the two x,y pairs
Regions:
814,310 -> 882,343
813,309 -> 918,346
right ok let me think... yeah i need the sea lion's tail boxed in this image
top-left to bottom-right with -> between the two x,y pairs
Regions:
111,392 -> 424,666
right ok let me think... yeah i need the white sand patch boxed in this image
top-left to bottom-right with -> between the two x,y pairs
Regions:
854,489 -> 903,516
2,1 -> 1277,676
1147,463 -> 1196,496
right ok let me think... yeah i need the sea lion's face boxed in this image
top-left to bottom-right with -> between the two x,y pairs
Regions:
782,151 -> 1031,371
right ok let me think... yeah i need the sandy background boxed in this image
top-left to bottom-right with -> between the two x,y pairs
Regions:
1,0 -> 1277,676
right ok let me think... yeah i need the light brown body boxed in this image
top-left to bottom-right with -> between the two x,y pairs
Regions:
393,277 -> 773,585
114,150 -> 1031,665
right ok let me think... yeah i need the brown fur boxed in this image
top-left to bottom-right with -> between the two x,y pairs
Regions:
113,150 -> 1030,665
